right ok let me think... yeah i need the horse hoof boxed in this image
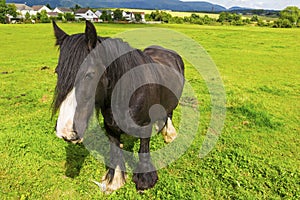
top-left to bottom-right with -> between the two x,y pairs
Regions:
161,118 -> 177,143
133,170 -> 158,191
162,127 -> 177,143
100,166 -> 126,193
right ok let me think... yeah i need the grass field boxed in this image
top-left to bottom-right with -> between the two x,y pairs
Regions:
0,23 -> 299,199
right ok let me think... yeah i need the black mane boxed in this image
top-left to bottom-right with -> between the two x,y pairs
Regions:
52,34 -> 107,115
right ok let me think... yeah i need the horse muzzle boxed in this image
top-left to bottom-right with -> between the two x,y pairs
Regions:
62,134 -> 83,144
56,129 -> 83,144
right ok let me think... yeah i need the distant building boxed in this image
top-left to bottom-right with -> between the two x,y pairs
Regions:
132,12 -> 146,22
75,8 -> 99,22
31,5 -> 52,15
53,7 -> 74,14
47,12 -> 59,18
95,10 -> 103,18
122,11 -> 133,21
122,11 -> 145,22
14,3 -> 33,16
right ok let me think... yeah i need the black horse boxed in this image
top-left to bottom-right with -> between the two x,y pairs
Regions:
52,20 -> 184,192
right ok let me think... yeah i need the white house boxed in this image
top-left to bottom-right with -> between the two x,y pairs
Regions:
122,11 -> 146,22
14,3 -> 33,16
95,10 -> 103,18
53,7 -> 74,14
122,11 -> 133,21
75,8 -> 98,22
31,5 -> 52,15
133,12 -> 146,23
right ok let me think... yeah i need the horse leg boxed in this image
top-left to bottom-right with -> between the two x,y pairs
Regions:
101,125 -> 126,193
161,112 -> 177,143
133,134 -> 158,191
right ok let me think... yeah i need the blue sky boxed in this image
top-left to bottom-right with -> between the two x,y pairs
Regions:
181,0 -> 300,10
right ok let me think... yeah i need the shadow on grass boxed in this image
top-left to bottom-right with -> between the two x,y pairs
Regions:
65,143 -> 90,178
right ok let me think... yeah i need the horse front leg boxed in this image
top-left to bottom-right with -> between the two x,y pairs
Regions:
133,136 -> 158,191
101,124 -> 126,193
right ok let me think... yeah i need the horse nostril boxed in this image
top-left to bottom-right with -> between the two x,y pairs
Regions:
62,131 -> 80,143
62,136 -> 71,142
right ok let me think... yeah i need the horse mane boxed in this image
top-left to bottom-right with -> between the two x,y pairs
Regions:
100,38 -> 155,96
52,34 -> 106,115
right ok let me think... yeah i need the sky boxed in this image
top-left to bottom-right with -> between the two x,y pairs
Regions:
181,0 -> 300,10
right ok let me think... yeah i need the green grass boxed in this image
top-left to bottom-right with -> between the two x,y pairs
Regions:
0,23 -> 299,199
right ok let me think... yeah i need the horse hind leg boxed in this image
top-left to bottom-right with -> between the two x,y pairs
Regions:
161,113 -> 177,143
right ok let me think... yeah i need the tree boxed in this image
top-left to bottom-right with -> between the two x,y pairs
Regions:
100,10 -> 112,22
280,6 -> 300,26
149,10 -> 171,23
7,3 -> 17,17
31,14 -> 37,21
57,13 -> 64,21
273,18 -> 292,28
36,12 -> 41,20
134,13 -> 142,22
25,12 -> 31,22
72,4 -> 81,12
250,15 -> 259,22
0,0 -> 7,22
46,3 -> 52,10
0,0 -> 17,23
114,9 -> 123,21
149,10 -> 160,21
40,10 -> 50,23
64,12 -> 75,21
217,12 -> 229,22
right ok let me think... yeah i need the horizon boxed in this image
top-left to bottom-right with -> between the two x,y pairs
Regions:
180,0 -> 300,10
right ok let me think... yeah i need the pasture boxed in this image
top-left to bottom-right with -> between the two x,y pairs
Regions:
0,23 -> 299,199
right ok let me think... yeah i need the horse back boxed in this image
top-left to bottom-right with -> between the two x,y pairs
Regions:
143,45 -> 184,77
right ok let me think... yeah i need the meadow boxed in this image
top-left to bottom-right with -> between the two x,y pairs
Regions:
0,23 -> 299,199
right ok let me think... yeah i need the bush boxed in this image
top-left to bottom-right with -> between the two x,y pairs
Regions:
273,19 -> 293,28
40,10 -> 50,23
272,6 -> 300,28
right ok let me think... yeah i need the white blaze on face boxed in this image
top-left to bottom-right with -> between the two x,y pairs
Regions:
56,88 -> 77,139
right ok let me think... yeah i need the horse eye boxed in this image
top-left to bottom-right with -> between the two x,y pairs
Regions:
85,71 -> 95,80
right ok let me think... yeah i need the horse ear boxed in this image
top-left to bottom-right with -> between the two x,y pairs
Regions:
85,20 -> 97,50
52,20 -> 68,46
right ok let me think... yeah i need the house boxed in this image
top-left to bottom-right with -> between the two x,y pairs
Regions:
95,10 -> 103,18
31,5 -> 52,15
132,12 -> 146,23
47,12 -> 59,18
14,3 -> 33,16
53,7 -> 74,14
122,11 -> 146,22
122,11 -> 133,21
95,10 -> 114,19
75,8 -> 98,22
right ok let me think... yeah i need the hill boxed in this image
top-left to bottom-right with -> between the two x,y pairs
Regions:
6,0 -> 227,12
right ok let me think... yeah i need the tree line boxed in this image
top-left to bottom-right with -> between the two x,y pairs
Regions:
146,7 -> 300,28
